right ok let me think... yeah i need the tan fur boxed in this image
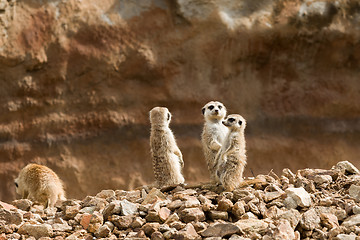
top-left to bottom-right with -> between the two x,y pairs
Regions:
15,163 -> 66,208
201,101 -> 228,182
150,107 -> 185,187
216,114 -> 247,191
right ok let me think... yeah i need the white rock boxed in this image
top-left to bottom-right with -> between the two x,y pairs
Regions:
342,214 -> 360,227
349,185 -> 360,201
313,175 -> 332,185
120,199 -> 138,216
235,219 -> 268,234
299,208 -> 320,231
335,234 -> 357,240
334,161 -> 360,175
285,187 -> 311,208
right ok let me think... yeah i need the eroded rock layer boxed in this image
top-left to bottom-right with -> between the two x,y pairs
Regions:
1,0 -> 360,201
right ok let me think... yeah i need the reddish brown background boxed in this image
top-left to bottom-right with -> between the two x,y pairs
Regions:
1,0 -> 360,202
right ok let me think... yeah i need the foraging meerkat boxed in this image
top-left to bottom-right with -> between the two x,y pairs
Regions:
149,107 -> 185,187
15,163 -> 66,208
201,101 -> 228,182
216,114 -> 247,191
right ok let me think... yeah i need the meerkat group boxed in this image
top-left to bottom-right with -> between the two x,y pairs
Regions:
13,101 -> 247,205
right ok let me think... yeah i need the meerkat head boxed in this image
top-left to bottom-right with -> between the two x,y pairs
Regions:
149,107 -> 171,127
202,101 -> 226,122
222,114 -> 246,132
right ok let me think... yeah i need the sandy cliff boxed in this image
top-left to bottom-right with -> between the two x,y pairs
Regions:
0,0 -> 360,202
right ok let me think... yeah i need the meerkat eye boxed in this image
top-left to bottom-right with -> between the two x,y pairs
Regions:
218,105 -> 222,109
14,182 -> 18,188
208,105 -> 214,110
238,120 -> 242,125
228,118 -> 235,122
167,113 -> 171,121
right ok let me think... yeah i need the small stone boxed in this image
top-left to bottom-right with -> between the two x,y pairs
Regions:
232,201 -> 246,219
235,219 -> 268,234
12,199 -> 33,211
208,210 -> 228,221
79,206 -> 96,214
165,213 -> 180,225
313,175 -> 332,186
334,234 -> 357,240
96,190 -> 115,199
81,196 -> 107,211
159,207 -> 171,222
120,199 -> 138,216
142,222 -> 160,236
130,216 -> 146,228
179,208 -> 205,223
0,209 -> 23,225
264,192 -> 283,203
233,189 -> 254,202
94,224 -> 111,238
217,198 -> 233,212
229,234 -> 251,240
151,231 -> 164,240
18,223 -> 53,239
52,222 -> 72,232
285,187 -> 311,208
352,205 -> 360,215
342,214 -> 360,227
109,215 -> 133,230
142,188 -> 166,205
349,185 -> 360,201
184,196 -> 201,208
192,221 -> 207,232
263,206 -> 283,219
169,221 -> 186,230
320,213 -> 339,228
201,223 -> 240,238
299,208 -> 321,231
87,212 -> 103,233
240,212 -> 258,220
173,223 -> 200,240
167,200 -> 183,210
272,220 -> 295,239
333,161 -> 360,175
277,209 -> 301,229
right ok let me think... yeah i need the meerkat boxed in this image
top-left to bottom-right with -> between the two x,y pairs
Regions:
14,163 -> 66,208
215,114 -> 247,191
149,107 -> 185,187
201,101 -> 228,182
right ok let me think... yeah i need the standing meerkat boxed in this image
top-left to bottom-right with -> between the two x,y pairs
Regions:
149,107 -> 185,187
216,114 -> 247,191
201,101 -> 228,182
15,163 -> 66,208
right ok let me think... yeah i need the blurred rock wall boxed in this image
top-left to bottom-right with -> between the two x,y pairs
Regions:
1,0 -> 360,202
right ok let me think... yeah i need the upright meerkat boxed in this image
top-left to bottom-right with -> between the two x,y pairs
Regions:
14,163 -> 66,208
216,114 -> 247,191
201,101 -> 228,182
149,107 -> 185,187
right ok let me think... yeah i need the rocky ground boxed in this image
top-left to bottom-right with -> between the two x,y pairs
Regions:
1,161 -> 360,239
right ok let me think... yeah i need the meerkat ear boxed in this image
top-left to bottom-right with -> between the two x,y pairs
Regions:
14,182 -> 18,188
202,108 -> 205,115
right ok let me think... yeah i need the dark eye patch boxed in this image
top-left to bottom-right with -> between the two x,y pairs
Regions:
239,120 -> 242,125
208,105 -> 214,110
14,182 -> 18,188
218,105 -> 222,109
167,113 -> 171,121
228,118 -> 235,122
